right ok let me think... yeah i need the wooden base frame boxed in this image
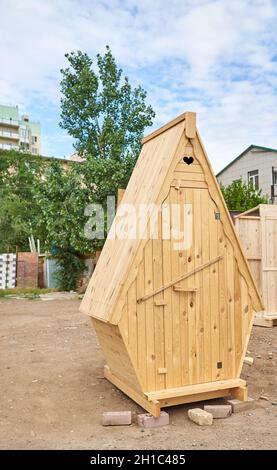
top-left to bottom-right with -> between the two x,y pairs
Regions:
254,314 -> 277,328
104,365 -> 247,417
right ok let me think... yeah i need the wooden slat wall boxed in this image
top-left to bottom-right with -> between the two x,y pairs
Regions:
92,319 -> 142,392
235,217 -> 262,293
235,206 -> 277,314
264,218 -> 277,313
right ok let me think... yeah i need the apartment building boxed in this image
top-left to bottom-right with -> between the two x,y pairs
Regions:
0,104 -> 41,155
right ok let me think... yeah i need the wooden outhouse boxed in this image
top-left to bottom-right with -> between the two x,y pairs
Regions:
235,204 -> 277,327
80,112 -> 263,416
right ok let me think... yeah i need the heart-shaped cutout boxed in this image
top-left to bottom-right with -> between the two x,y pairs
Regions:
183,156 -> 194,165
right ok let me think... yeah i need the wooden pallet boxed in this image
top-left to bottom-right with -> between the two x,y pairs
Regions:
254,314 -> 277,328
104,365 -> 247,417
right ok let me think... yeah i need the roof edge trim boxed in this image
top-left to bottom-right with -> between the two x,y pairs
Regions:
142,112 -> 186,144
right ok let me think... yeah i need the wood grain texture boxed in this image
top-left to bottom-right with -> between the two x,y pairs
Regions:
235,204 -> 277,316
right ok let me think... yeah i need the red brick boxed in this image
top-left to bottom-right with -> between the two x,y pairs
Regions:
102,411 -> 131,426
17,252 -> 38,288
203,404 -> 232,418
137,411 -> 169,428
226,398 -> 256,413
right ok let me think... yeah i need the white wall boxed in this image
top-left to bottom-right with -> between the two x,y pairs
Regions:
217,148 -> 277,201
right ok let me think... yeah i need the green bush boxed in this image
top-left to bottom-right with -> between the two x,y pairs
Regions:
52,250 -> 85,291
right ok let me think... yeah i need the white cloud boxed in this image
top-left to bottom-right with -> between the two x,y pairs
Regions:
0,0 -> 276,171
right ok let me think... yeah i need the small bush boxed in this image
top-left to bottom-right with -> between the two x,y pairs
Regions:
52,250 -> 85,291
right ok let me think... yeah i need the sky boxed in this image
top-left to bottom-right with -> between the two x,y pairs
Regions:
0,0 -> 277,173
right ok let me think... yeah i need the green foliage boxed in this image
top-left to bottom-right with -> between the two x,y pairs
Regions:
220,179 -> 268,211
60,46 -> 155,161
51,250 -> 85,291
0,149 -> 47,252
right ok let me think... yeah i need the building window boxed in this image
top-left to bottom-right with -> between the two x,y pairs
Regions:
248,170 -> 259,189
273,168 -> 277,185
32,147 -> 38,154
31,136 -> 37,144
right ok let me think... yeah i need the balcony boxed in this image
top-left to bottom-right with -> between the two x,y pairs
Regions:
0,130 -> 20,140
0,117 -> 19,128
0,143 -> 19,150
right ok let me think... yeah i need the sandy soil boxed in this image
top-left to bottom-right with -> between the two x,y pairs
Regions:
0,298 -> 276,450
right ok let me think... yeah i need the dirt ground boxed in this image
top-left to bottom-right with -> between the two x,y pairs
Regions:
0,298 -> 276,450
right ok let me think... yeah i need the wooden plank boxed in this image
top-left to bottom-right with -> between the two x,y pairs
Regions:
231,386 -> 248,401
193,189 -> 202,383
175,162 -> 202,173
137,255 -> 223,303
180,187 -> 190,386
153,211 -> 165,390
170,187 -> 182,387
234,260 -> 243,374
136,261 -> 147,389
253,316 -> 277,327
162,199 -> 174,388
144,239 -> 156,391
218,222 -> 228,379
173,172 -> 205,182
226,240 -> 236,378
146,378 -> 246,400
142,112 -> 186,144
127,280 -> 138,367
234,205 -> 260,218
104,365 -> 160,417
261,210 -> 268,311
159,389 -> 232,408
185,112 -> 196,139
259,204 -> 277,217
173,286 -> 197,292
171,180 -> 208,189
236,215 -> 260,220
237,278 -> 253,376
265,217 -> 277,313
209,197 -> 220,381
201,189 -> 212,383
119,303 -> 128,344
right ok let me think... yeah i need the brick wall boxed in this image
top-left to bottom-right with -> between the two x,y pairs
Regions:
17,252 -> 38,288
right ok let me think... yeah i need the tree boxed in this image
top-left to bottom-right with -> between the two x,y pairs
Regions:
0,149 -> 47,252
60,46 -> 155,162
33,159 -> 99,253
220,179 -> 267,211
